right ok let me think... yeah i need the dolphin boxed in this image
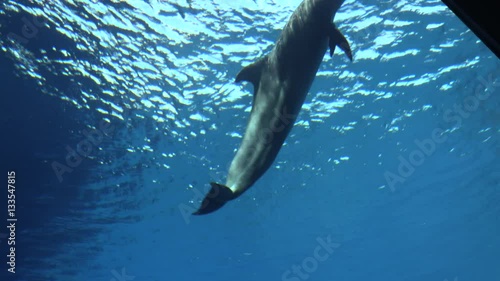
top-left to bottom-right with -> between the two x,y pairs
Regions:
193,0 -> 352,215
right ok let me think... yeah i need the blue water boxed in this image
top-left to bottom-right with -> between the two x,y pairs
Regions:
1,0 -> 499,281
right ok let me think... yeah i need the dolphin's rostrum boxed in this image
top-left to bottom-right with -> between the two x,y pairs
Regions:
193,0 -> 353,215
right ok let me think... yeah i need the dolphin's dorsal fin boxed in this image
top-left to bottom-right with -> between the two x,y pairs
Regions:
235,56 -> 268,91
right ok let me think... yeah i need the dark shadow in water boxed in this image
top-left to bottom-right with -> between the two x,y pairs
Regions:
0,9 -> 103,281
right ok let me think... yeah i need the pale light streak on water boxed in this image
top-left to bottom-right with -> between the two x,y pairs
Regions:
1,0 -> 499,280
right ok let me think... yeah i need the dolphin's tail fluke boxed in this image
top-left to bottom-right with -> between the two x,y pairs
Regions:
192,182 -> 234,215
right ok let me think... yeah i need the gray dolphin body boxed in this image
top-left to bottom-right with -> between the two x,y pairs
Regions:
193,0 -> 352,215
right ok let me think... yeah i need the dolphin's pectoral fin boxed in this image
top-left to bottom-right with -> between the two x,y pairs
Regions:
192,182 -> 235,215
235,56 -> 268,89
328,24 -> 353,61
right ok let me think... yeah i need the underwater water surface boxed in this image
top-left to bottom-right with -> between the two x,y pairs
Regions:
0,0 -> 499,280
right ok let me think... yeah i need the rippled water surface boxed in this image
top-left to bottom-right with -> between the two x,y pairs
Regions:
1,0 -> 499,280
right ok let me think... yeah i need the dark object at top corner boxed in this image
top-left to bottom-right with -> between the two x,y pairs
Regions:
441,0 -> 500,59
